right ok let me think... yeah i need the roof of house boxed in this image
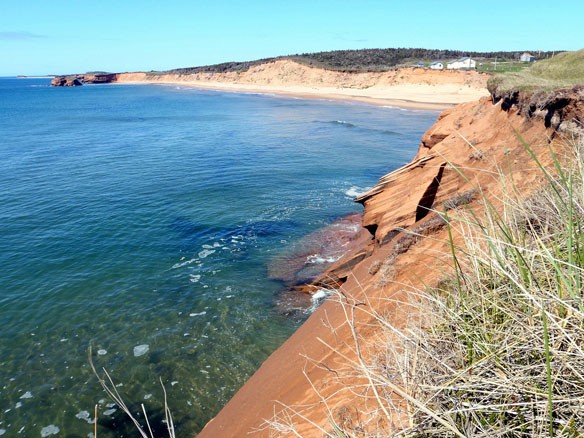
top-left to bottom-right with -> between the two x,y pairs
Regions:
449,57 -> 473,64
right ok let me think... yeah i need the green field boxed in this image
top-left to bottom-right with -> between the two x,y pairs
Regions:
488,49 -> 584,95
477,60 -> 532,73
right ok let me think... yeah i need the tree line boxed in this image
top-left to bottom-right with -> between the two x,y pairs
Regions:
150,48 -> 560,75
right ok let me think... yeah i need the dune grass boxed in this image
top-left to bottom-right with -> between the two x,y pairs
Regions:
401,134 -> 584,436
267,132 -> 584,436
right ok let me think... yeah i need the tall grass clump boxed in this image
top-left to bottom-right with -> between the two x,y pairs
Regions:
403,135 -> 584,436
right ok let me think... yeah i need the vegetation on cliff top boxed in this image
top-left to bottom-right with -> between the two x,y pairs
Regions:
488,49 -> 584,96
154,48 -> 558,75
404,138 -> 584,436
290,48 -> 555,72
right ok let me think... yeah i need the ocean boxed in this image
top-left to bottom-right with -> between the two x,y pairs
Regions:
0,77 -> 438,436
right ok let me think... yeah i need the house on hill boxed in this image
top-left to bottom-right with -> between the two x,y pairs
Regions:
447,57 -> 476,70
430,61 -> 444,70
520,52 -> 536,62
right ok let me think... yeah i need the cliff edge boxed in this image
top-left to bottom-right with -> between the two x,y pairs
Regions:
197,78 -> 583,436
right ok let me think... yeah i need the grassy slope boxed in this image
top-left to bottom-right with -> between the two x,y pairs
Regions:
488,49 -> 584,95
411,139 -> 584,436
353,51 -> 583,437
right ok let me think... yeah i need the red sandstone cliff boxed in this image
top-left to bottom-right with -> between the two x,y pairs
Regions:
197,86 -> 583,436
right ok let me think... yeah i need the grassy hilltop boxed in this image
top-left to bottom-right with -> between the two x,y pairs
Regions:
157,48 -> 558,75
489,48 -> 584,95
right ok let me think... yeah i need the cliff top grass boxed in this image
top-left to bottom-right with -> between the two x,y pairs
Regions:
487,49 -> 584,96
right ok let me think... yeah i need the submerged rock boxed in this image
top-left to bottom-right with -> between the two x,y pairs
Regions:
133,344 -> 149,357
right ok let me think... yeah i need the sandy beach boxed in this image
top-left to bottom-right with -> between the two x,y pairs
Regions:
114,59 -> 490,110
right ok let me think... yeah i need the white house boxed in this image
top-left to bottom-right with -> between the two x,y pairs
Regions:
430,61 -> 444,70
447,57 -> 476,70
520,52 -> 536,62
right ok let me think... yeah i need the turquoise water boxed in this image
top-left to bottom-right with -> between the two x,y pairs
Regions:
0,78 -> 437,436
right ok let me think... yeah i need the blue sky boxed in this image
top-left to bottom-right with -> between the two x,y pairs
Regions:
1,0 -> 582,76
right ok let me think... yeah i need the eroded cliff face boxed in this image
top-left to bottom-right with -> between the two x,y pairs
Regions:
198,90 -> 583,437
346,86 -> 584,249
51,73 -> 118,86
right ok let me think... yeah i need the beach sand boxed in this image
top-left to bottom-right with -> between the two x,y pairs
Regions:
115,59 -> 490,110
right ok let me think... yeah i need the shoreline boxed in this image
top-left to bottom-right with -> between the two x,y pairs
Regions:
114,78 -> 487,111
49,61 -> 492,435
53,60 -> 490,111
115,79 -> 469,110
112,65 -> 490,434
100,60 -> 491,111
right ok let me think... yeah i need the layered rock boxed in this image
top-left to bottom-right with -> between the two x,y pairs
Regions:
51,76 -> 83,86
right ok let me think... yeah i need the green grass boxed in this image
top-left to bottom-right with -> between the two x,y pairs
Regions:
143,49 -> 560,75
477,61 -> 531,74
487,49 -> 584,95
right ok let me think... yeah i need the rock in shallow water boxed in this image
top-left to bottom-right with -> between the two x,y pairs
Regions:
133,344 -> 149,357
40,425 -> 60,437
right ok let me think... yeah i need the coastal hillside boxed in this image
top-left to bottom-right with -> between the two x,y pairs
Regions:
53,59 -> 490,109
48,48 -> 582,435
164,48 -> 557,74
198,52 -> 584,436
51,48 -> 557,79
116,59 -> 487,89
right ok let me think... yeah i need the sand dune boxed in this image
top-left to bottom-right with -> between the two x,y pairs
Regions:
115,59 -> 490,110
